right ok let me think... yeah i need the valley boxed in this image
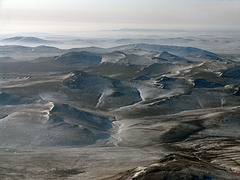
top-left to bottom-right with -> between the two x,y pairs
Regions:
0,41 -> 240,179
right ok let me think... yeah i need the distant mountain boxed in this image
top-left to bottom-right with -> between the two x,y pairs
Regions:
70,46 -> 108,53
0,45 -> 61,54
116,54 -> 151,65
0,56 -> 14,61
55,51 -> 102,66
152,51 -> 186,61
0,45 -> 32,54
1,36 -> 56,44
197,54 -> 221,60
139,63 -> 181,77
115,38 -> 135,44
101,51 -> 126,63
0,43 -> 221,63
31,45 -> 62,53
111,44 -> 219,58
0,45 -> 63,60
107,28 -> 185,32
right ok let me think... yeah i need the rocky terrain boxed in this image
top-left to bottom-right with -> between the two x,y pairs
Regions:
0,42 -> 240,179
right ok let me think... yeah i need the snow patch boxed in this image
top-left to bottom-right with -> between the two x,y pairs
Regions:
96,93 -> 105,108
96,89 -> 113,108
42,101 -> 55,123
137,88 -> 146,101
200,112 -> 224,119
132,166 -> 147,179
62,72 -> 75,80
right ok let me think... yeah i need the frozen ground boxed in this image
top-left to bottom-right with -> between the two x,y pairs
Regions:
0,36 -> 240,179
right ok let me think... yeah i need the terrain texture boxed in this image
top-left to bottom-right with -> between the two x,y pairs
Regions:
0,40 -> 240,179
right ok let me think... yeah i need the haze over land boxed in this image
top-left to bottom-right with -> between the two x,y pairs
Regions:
0,0 -> 240,33
0,0 -> 240,180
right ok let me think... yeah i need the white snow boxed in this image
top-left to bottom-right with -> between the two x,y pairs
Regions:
96,89 -> 113,108
42,101 -> 55,123
96,92 -> 105,108
111,121 -> 124,147
200,112 -> 224,119
137,88 -> 146,101
132,166 -> 147,179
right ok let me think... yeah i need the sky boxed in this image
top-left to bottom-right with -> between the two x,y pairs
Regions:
0,0 -> 239,34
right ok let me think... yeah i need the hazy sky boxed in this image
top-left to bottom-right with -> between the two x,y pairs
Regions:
0,0 -> 239,34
